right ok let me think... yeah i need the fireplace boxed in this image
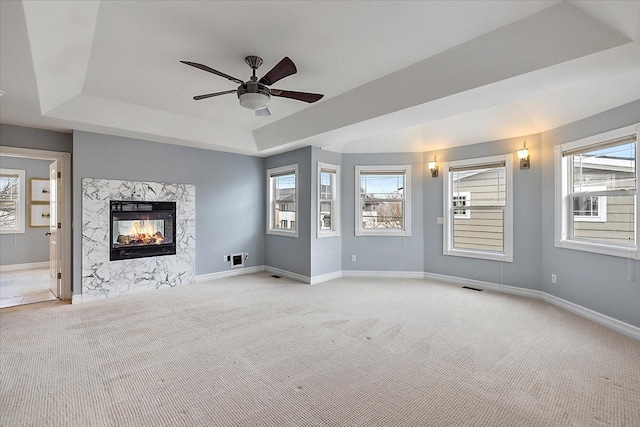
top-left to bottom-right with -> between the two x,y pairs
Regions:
110,201 -> 176,261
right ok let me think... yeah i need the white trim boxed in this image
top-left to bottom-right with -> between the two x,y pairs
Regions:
423,272 -> 640,341
423,272 -> 539,299
195,265 -> 265,283
355,164 -> 411,237
343,270 -> 424,279
555,123 -> 639,260
0,168 -> 26,234
310,270 -> 343,285
0,146 -> 72,301
317,162 -> 341,239
266,164 -> 299,238
442,154 -> 513,262
0,261 -> 49,272
264,265 -> 310,283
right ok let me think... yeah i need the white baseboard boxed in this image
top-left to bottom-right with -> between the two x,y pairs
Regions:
0,261 -> 49,272
343,270 -> 425,280
195,265 -> 265,283
310,270 -> 343,285
540,293 -> 640,341
265,266 -> 311,284
423,272 -> 640,341
423,272 -> 541,300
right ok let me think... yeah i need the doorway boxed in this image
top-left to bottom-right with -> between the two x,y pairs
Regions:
0,146 -> 72,308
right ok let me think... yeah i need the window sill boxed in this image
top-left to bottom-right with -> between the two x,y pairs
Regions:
0,229 -> 25,234
356,230 -> 411,237
444,248 -> 512,262
555,239 -> 639,260
318,231 -> 340,239
267,229 -> 298,238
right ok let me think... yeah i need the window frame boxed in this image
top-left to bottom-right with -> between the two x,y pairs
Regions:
267,163 -> 298,238
0,168 -> 26,234
317,162 -> 341,238
442,154 -> 513,262
555,123 -> 639,259
355,164 -> 411,237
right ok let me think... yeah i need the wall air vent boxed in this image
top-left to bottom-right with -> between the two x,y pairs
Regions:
231,252 -> 245,269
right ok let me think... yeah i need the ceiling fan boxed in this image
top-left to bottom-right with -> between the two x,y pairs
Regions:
181,56 -> 324,116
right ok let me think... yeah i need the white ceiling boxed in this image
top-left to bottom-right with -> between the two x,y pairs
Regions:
1,1 -> 639,156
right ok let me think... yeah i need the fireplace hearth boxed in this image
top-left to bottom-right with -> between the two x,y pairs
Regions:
110,201 -> 176,261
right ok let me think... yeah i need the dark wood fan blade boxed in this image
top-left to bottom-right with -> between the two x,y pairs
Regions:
255,107 -> 271,117
258,57 -> 297,86
193,90 -> 237,100
270,89 -> 323,103
180,61 -> 244,85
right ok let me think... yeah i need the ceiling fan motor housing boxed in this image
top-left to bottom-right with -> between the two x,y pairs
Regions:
238,80 -> 271,110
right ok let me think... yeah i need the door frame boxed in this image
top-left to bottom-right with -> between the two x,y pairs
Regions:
0,146 -> 72,301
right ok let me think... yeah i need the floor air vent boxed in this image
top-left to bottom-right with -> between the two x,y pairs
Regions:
462,286 -> 483,291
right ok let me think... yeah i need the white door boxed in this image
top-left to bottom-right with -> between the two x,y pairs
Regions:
48,161 -> 61,297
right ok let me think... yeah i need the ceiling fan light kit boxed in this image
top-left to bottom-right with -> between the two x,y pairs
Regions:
181,55 -> 323,116
238,92 -> 270,110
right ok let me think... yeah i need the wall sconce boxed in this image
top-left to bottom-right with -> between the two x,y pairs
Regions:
427,157 -> 438,177
517,142 -> 530,169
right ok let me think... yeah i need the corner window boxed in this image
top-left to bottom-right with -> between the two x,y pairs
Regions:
267,164 -> 298,237
0,168 -> 26,234
443,155 -> 513,262
355,165 -> 411,237
555,124 -> 638,258
318,162 -> 340,238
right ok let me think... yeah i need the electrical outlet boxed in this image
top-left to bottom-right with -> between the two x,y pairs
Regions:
436,217 -> 444,224
222,255 -> 227,262
551,274 -> 557,284
351,255 -> 357,262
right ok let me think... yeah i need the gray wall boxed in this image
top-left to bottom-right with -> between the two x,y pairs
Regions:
310,147 -> 342,277
424,135 -> 543,290
541,99 -> 640,328
342,152 -> 425,272
264,147 -> 312,277
0,124 -> 73,153
73,131 -> 265,293
0,156 -> 52,265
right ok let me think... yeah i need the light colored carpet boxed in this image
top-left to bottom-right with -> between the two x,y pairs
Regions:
1,273 -> 638,426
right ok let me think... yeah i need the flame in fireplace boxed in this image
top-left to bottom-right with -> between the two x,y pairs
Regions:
117,220 -> 164,246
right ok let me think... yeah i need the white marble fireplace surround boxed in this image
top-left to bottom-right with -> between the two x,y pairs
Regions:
80,178 -> 195,302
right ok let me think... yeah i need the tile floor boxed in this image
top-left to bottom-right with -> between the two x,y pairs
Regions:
0,268 -> 58,308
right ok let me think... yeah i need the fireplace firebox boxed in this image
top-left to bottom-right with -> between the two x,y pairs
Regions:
110,201 -> 176,261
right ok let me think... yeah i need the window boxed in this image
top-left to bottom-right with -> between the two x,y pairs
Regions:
443,155 -> 513,262
0,168 -> 26,234
355,165 -> 411,236
267,164 -> 298,237
555,124 -> 638,258
318,162 -> 340,238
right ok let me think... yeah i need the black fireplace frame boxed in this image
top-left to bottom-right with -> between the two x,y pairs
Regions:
110,200 -> 177,261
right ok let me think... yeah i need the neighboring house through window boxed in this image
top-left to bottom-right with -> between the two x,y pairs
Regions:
555,123 -> 638,258
443,154 -> 513,262
267,164 -> 298,237
0,168 -> 26,234
355,165 -> 411,237
318,162 -> 340,238
453,191 -> 471,219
